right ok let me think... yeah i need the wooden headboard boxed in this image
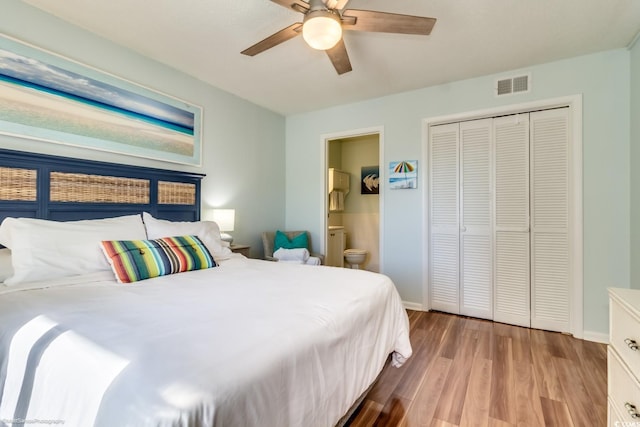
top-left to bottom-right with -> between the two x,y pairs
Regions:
0,148 -> 204,225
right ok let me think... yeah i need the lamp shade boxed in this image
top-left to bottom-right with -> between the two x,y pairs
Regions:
209,209 -> 235,232
302,11 -> 342,50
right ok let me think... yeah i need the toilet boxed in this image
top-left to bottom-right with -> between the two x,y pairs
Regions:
344,248 -> 368,269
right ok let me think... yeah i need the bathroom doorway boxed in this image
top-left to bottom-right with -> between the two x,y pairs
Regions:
324,128 -> 382,272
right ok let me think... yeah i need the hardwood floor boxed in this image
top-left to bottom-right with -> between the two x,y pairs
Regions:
346,310 -> 607,427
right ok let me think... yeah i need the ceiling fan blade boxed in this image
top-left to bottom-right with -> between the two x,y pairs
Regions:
241,23 -> 302,56
270,0 -> 309,13
325,38 -> 352,75
342,9 -> 436,35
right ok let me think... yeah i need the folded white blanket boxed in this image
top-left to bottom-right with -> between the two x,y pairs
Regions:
274,248 -> 310,262
305,256 -> 321,266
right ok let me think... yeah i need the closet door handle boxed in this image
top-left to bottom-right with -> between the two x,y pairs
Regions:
460,226 -> 467,232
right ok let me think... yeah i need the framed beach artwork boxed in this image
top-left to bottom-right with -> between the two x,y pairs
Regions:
0,34 -> 202,166
361,165 -> 379,195
389,160 -> 418,189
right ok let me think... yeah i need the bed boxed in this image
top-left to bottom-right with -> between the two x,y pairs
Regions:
0,149 -> 412,427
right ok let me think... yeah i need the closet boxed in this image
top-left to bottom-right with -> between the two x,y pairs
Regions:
428,107 -> 572,333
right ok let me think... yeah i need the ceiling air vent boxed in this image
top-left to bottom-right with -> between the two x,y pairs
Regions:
495,73 -> 530,96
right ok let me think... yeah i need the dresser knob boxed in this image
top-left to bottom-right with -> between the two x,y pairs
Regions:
625,402 -> 640,419
624,338 -> 640,351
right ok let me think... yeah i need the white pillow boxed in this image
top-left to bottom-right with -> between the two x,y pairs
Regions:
0,215 -> 146,285
0,248 -> 13,282
0,220 -> 11,246
142,212 -> 232,260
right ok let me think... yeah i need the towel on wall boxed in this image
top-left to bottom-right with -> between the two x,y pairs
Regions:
329,191 -> 344,211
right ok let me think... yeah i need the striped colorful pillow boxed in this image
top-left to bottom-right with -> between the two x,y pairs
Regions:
101,235 -> 216,283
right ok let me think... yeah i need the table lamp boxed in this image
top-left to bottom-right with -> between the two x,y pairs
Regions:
208,208 -> 235,243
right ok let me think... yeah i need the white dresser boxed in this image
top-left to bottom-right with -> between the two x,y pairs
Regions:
608,288 -> 640,425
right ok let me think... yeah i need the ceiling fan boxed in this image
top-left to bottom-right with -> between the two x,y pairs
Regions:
241,0 -> 436,75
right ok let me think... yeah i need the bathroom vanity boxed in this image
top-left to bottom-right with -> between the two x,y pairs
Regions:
326,226 -> 345,267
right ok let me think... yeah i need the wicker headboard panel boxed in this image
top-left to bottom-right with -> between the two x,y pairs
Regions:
0,148 -> 204,226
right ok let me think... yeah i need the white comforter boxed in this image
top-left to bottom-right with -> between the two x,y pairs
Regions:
0,256 -> 412,427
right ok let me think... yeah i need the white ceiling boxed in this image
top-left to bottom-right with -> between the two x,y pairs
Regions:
21,0 -> 640,116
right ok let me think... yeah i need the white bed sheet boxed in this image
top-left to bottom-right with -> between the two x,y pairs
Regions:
0,256 -> 411,427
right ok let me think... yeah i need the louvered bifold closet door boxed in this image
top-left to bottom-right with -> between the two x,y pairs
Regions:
429,123 -> 460,314
459,119 -> 493,319
530,108 -> 570,333
493,114 -> 531,327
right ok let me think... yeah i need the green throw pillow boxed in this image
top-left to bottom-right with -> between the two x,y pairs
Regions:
274,230 -> 309,252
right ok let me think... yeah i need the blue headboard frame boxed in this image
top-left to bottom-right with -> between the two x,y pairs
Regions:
0,148 -> 204,226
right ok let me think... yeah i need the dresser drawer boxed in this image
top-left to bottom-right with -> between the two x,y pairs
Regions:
610,296 -> 640,380
609,397 -> 630,427
608,347 -> 640,424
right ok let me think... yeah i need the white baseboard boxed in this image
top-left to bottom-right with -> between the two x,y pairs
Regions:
582,330 -> 609,344
403,301 -> 425,311
398,306 -> 611,344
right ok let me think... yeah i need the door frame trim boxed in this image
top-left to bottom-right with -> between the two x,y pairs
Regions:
320,126 -> 385,272
422,94 -> 583,338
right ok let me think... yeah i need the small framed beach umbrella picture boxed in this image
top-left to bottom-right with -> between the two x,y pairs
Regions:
389,160 -> 418,189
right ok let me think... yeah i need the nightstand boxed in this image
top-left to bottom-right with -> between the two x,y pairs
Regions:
230,244 -> 250,257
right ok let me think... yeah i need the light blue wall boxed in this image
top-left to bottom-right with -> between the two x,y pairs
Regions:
631,38 -> 640,290
286,49 -> 631,335
630,40 -> 640,289
2,2 -> 633,334
0,2 -> 287,256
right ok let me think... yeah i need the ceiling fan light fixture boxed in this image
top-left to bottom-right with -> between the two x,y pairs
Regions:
302,10 -> 342,50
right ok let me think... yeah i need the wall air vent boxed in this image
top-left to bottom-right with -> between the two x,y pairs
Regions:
495,73 -> 531,96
